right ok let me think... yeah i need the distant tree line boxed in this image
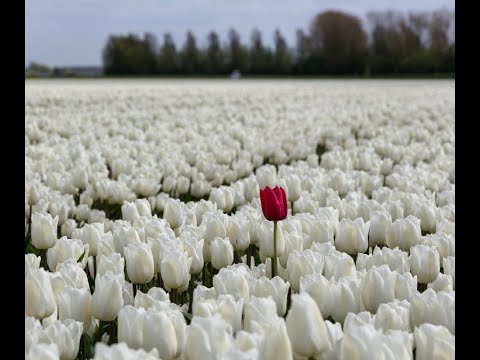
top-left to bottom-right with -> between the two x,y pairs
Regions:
102,9 -> 455,76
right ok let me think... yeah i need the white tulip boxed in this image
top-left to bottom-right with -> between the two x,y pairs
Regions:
213,267 -> 250,304
414,324 -> 455,360
25,253 -> 40,278
79,223 -> 104,257
386,215 -> 422,251
285,174 -> 302,202
211,237 -> 234,270
227,217 -> 251,251
164,199 -> 184,229
93,342 -> 159,360
361,265 -> 397,313
31,211 -> 58,249
300,273 -> 333,319
368,211 -> 392,247
61,219 -> 77,238
250,276 -> 290,316
323,250 -> 356,280
374,300 -> 410,332
121,201 -> 140,222
442,256 -> 455,289
47,236 -> 86,272
57,286 -> 92,333
26,343 -> 60,360
286,293 -> 331,358
287,249 -> 324,292
181,236 -> 205,274
423,232 -> 455,265
25,268 -> 57,320
410,289 -> 455,334
244,296 -> 279,333
258,318 -> 293,360
330,277 -> 364,323
51,260 -> 90,295
279,231 -> 303,268
409,245 -> 440,284
335,217 -> 370,255
41,319 -> 83,360
91,271 -> 124,321
96,253 -> 124,277
143,310 -> 178,359
427,273 -> 453,293
124,242 -> 154,284
161,249 -> 191,291
187,315 -> 233,360
113,226 -> 141,257
395,271 -> 418,301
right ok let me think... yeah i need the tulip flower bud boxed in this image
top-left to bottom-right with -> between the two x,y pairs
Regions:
161,249 -> 192,291
57,286 -> 92,333
125,242 -> 155,284
61,219 -> 77,238
244,296 -> 279,333
279,232 -> 303,268
335,217 -> 370,255
94,342 -> 160,359
300,273 -> 333,319
330,277 -> 363,323
181,236 -> 205,274
164,199 -> 184,230
285,174 -> 302,202
287,249 -> 324,292
374,300 -> 411,332
386,215 -> 422,251
40,319 -> 83,360
427,273 -> 453,293
143,310 -> 178,359
368,211 -> 392,247
79,223 -> 103,257
323,250 -> 356,280
26,343 -> 60,360
251,276 -> 290,316
121,201 -> 140,223
187,315 -> 233,360
259,186 -> 288,221
92,271 -> 124,321
211,237 -> 234,270
25,268 -> 57,320
227,217 -> 251,251
214,267 -> 250,304
97,253 -> 125,277
414,324 -> 455,360
361,265 -> 397,313
257,319 -> 294,360
25,253 -> 41,278
135,198 -> 152,217
443,256 -> 455,289
395,272 -> 417,301
408,245 -> 440,284
47,236 -> 86,272
31,211 -> 58,250
113,226 -> 141,257
286,293 -> 331,358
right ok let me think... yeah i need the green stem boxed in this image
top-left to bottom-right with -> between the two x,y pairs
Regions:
188,278 -> 195,313
246,245 -> 252,268
272,220 -> 278,278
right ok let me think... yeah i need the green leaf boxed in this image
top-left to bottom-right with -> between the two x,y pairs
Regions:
181,311 -> 193,325
77,249 -> 86,263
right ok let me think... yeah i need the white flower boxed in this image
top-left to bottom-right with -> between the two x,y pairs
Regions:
31,211 -> 58,249
57,286 -> 92,333
187,315 -> 233,360
96,253 -> 125,277
374,300 -> 410,332
124,242 -> 155,284
361,265 -> 397,313
286,293 -> 331,358
181,236 -> 205,274
410,289 -> 455,335
41,319 -> 83,360
213,267 -> 250,304
25,268 -> 57,320
79,223 -> 103,257
335,217 -> 370,255
211,237 -> 234,270
427,273 -> 453,293
414,324 -> 455,360
121,201 -> 140,222
258,318 -> 293,360
300,273 -> 333,319
244,296 -> 279,333
227,217 -> 251,251
442,256 -> 455,289
25,253 -> 40,278
164,199 -> 184,229
161,249 -> 192,291
330,277 -> 364,323
287,249 -> 324,292
250,276 -> 290,317
368,211 -> 392,247
386,215 -> 422,251
26,343 -> 60,360
93,342 -> 159,360
47,236 -> 86,272
408,245 -> 440,284
258,220 -> 285,258
91,271 -> 124,321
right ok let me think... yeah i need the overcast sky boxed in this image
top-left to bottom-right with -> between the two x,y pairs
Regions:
25,0 -> 455,67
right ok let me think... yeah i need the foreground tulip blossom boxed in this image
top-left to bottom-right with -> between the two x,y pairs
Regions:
260,186 -> 287,277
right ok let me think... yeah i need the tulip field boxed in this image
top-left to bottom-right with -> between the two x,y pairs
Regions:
25,79 -> 455,359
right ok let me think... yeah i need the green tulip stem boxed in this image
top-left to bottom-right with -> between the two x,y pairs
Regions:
157,272 -> 163,289
41,249 -> 48,271
246,245 -> 252,268
170,288 -> 177,304
291,201 -> 294,215
93,255 -> 96,279
272,220 -> 278,279
202,265 -> 206,286
188,278 -> 195,313
132,283 -> 137,298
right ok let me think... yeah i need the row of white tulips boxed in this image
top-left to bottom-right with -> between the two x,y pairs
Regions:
25,80 -> 454,359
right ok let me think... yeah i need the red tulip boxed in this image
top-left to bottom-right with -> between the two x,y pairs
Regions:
260,186 -> 288,221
